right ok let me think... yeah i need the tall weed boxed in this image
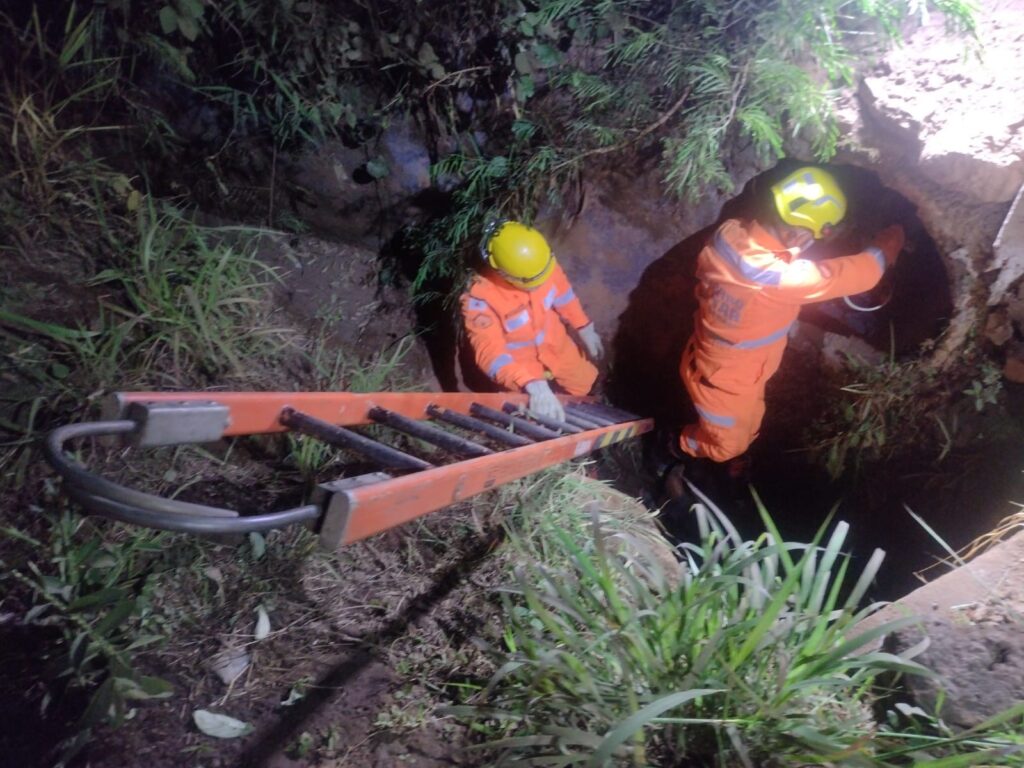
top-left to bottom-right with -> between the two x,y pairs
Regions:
88,201 -> 290,383
456,485 -> 1021,765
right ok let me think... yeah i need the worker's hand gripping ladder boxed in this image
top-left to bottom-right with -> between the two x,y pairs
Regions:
43,392 -> 651,548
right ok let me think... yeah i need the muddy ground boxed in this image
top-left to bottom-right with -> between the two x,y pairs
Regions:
84,505 -> 506,768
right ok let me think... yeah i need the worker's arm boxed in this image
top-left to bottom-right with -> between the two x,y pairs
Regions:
766,251 -> 884,304
461,293 -> 545,390
544,265 -> 603,359
715,222 -> 903,305
768,224 -> 904,304
547,264 -> 590,329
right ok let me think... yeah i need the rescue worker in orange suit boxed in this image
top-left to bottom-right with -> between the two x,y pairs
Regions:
675,166 -> 905,467
460,221 -> 603,423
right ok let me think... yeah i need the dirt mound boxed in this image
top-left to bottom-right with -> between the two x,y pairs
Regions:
860,2 -> 1024,207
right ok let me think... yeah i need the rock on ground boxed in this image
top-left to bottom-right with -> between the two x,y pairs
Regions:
888,616 -> 1024,729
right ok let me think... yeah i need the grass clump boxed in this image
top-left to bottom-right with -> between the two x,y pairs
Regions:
2,205 -> 287,390
2,510 -> 177,765
284,334 -> 423,481
808,341 -> 1005,479
86,202 -> 290,383
457,484 -> 1023,766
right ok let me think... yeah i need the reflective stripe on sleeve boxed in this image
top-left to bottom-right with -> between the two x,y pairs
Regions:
864,246 -> 886,273
467,297 -> 489,312
488,353 -> 513,377
695,405 -> 736,428
553,287 -> 576,307
714,230 -> 785,287
543,286 -> 557,310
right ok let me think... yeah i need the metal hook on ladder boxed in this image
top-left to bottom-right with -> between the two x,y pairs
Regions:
43,392 -> 652,549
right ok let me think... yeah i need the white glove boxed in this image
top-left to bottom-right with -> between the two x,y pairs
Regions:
578,323 -> 604,361
524,379 -> 565,423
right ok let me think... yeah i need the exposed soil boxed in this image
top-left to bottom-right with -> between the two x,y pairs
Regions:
264,235 -> 436,376
70,503 -> 503,768
56,474 -> 677,768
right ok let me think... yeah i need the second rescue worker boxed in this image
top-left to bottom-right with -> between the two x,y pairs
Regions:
460,221 -> 603,423
676,166 -> 905,466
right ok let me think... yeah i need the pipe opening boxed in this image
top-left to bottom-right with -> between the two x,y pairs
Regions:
609,161 -> 1020,598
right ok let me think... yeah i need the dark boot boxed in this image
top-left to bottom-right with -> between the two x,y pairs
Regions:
663,461 -> 689,501
647,428 -> 686,478
725,453 -> 753,483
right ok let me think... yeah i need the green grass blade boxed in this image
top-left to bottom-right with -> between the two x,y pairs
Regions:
588,688 -> 724,766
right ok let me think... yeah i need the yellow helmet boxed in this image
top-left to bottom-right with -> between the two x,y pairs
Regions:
770,167 -> 847,239
483,220 -> 555,289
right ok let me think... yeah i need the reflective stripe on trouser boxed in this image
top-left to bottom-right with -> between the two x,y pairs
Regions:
678,348 -> 766,463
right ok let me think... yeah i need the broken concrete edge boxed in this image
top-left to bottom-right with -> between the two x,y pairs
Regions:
855,531 -> 1024,647
990,181 -> 1024,307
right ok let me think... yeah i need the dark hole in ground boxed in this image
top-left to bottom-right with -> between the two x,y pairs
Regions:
607,161 -> 1022,600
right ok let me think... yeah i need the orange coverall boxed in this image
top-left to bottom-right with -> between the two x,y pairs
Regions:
680,218 -> 889,462
461,264 -> 597,395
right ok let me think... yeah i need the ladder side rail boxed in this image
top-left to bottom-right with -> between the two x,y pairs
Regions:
322,418 -> 654,546
108,391 -> 577,435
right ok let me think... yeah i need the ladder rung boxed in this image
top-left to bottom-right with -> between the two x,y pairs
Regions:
564,403 -> 616,427
501,402 -> 582,434
280,407 -> 432,471
470,403 -> 562,441
426,406 -> 534,448
562,411 -> 604,430
368,407 -> 493,458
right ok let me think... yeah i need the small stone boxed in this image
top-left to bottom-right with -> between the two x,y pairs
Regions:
984,309 -> 1013,346
1003,353 -> 1024,384
887,617 -> 1024,730
820,332 -> 884,371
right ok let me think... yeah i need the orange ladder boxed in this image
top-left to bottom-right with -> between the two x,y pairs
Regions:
44,391 -> 652,548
